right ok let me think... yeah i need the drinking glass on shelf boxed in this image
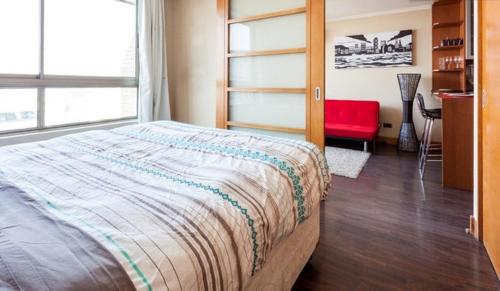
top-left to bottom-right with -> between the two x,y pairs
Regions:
439,57 -> 445,70
445,56 -> 451,70
454,56 -> 459,69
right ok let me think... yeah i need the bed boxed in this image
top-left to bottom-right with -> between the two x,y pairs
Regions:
0,121 -> 330,291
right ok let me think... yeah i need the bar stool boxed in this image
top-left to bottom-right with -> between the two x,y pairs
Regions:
416,93 -> 442,179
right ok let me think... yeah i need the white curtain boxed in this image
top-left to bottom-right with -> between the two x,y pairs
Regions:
138,0 -> 171,122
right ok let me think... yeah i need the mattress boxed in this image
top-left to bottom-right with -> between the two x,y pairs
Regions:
0,121 -> 330,291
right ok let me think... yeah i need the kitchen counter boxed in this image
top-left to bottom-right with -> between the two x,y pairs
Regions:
435,92 -> 474,191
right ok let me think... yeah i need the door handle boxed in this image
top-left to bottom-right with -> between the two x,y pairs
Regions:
314,87 -> 321,102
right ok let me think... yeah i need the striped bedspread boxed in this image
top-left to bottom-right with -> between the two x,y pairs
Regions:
0,121 -> 330,291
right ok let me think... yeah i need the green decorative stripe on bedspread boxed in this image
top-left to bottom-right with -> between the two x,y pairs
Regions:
122,129 -> 308,223
66,139 -> 261,275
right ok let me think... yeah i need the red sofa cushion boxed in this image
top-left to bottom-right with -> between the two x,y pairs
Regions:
325,99 -> 380,141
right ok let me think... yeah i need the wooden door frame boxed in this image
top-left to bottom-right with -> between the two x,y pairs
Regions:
477,1 -> 500,279
215,0 -> 325,150
309,0 -> 325,150
475,0 -> 483,241
216,0 -> 228,129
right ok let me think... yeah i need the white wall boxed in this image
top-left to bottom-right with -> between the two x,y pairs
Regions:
165,2 -> 441,141
165,0 -> 217,128
326,9 -> 442,141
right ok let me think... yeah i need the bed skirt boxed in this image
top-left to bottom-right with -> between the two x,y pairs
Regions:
244,204 -> 320,291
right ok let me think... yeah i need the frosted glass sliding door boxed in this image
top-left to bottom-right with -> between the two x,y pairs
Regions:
224,0 -> 306,140
229,13 -> 306,52
229,54 -> 306,88
229,92 -> 305,128
217,0 -> 325,147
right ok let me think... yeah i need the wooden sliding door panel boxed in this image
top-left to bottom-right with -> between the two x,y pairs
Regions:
217,0 -> 325,149
481,0 -> 500,279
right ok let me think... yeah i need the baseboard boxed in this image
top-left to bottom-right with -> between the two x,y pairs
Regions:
466,215 -> 479,239
376,136 -> 398,146
376,136 -> 443,147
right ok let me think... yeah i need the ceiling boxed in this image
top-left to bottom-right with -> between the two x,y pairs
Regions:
326,0 -> 435,21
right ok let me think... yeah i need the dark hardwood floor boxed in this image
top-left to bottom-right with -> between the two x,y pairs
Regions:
293,144 -> 500,291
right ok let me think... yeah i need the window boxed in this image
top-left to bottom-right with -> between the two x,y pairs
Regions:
0,0 -> 137,134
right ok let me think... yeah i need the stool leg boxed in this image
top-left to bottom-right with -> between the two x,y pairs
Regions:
421,118 -> 434,179
418,118 -> 429,160
419,118 -> 430,172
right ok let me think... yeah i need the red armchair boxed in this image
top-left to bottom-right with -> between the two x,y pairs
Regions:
325,99 -> 380,152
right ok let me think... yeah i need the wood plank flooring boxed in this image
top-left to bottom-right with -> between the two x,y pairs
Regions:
293,145 -> 500,290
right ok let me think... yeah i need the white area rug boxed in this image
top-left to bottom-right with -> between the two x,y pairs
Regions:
325,146 -> 371,179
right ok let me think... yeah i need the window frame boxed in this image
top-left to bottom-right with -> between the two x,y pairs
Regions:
0,0 -> 139,135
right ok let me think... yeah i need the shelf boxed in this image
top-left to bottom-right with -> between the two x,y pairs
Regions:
433,69 -> 464,72
433,45 -> 464,50
433,0 -> 462,6
432,0 -> 467,95
433,21 -> 464,28
432,89 -> 465,94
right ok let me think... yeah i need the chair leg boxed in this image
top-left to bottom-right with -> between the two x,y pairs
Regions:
372,140 -> 376,155
364,141 -> 368,152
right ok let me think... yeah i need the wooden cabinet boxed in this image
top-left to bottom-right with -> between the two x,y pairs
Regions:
432,0 -> 467,93
441,94 -> 473,191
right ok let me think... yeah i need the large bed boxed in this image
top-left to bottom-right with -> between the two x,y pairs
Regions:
0,121 -> 330,291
